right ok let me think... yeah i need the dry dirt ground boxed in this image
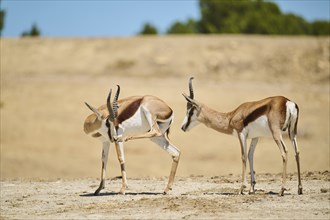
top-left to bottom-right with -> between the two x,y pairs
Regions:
1,36 -> 329,219
1,172 -> 329,219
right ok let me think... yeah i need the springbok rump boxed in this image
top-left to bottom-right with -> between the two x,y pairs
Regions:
181,77 -> 302,196
84,86 -> 180,195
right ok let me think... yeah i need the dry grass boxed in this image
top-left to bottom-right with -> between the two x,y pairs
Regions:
0,36 -> 329,180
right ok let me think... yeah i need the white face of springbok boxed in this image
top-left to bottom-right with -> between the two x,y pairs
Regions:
84,86 -> 120,142
181,77 -> 202,132
181,97 -> 201,132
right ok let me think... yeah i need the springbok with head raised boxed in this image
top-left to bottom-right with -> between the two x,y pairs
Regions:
181,77 -> 302,196
84,86 -> 180,195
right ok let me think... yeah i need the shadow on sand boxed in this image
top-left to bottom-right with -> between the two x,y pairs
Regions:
202,190 -> 289,196
80,191 -> 164,197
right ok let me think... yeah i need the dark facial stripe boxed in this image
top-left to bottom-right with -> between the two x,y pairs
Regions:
187,102 -> 192,109
105,119 -> 112,141
184,108 -> 195,130
243,105 -> 268,127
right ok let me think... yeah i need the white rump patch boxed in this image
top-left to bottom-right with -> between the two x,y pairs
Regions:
282,101 -> 296,130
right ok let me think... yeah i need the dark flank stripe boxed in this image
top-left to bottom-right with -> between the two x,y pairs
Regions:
117,98 -> 143,124
243,105 -> 268,127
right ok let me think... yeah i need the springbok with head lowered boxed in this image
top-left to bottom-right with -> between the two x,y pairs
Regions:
84,86 -> 180,195
181,77 -> 302,196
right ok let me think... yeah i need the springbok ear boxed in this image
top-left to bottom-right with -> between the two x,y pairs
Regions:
182,93 -> 193,103
182,93 -> 201,111
85,102 -> 102,120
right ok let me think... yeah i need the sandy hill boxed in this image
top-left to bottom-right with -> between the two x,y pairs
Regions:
1,36 -> 329,180
2,35 -> 329,82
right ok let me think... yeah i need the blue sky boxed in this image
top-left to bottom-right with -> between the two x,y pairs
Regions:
1,0 -> 329,37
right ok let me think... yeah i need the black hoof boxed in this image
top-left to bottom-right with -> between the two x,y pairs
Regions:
279,188 -> 286,196
94,186 -> 104,196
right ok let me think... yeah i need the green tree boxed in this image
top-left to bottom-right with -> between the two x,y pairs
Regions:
197,0 -> 329,35
276,14 -> 309,35
311,20 -> 330,35
199,0 -> 250,33
0,2 -> 5,36
30,24 -> 40,36
199,0 -> 285,34
138,23 -> 158,35
242,1 -> 283,34
21,23 -> 41,37
167,19 -> 197,34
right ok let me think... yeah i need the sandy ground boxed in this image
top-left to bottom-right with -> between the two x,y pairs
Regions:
1,36 -> 329,219
1,172 -> 329,219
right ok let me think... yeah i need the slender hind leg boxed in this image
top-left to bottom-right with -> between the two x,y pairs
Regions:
248,138 -> 258,194
150,135 -> 180,194
94,141 -> 110,195
292,136 -> 303,194
273,133 -> 288,196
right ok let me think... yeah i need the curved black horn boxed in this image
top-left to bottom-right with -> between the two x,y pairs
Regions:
112,85 -> 120,118
107,89 -> 115,121
189,77 -> 194,99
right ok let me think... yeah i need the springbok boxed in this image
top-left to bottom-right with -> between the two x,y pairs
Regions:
181,77 -> 302,196
84,86 -> 180,195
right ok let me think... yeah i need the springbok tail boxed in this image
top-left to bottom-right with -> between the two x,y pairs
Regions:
288,103 -> 299,140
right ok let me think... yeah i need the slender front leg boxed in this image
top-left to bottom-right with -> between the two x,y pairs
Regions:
123,128 -> 162,141
114,141 -> 128,194
122,116 -> 162,142
118,108 -> 163,142
94,141 -> 110,195
238,132 -> 248,195
248,138 -> 258,194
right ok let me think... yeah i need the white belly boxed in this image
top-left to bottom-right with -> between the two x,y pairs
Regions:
243,115 -> 273,139
120,108 -> 150,136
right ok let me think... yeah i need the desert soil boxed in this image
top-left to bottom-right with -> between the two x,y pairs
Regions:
1,36 -> 329,219
1,172 -> 329,219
